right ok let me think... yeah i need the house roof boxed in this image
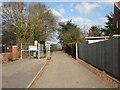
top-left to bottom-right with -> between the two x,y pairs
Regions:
115,2 -> 120,9
85,36 -> 109,40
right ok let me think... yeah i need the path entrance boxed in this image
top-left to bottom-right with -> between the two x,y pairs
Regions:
20,43 -> 51,59
31,51 -> 117,88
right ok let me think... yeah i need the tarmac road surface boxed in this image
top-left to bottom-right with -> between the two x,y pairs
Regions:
31,51 -> 117,88
2,58 -> 47,88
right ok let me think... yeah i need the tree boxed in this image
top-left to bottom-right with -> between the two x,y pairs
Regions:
2,2 -> 26,45
59,20 -> 84,45
102,13 -> 116,36
2,24 -> 17,45
88,26 -> 102,37
27,3 -> 57,42
2,2 -> 57,46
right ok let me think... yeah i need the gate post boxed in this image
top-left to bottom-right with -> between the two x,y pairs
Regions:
41,44 -> 44,57
76,43 -> 78,59
46,44 -> 51,60
20,43 -> 22,59
38,43 -> 40,59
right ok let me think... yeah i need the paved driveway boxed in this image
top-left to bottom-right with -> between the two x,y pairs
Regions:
2,58 -> 47,88
31,51 -> 117,88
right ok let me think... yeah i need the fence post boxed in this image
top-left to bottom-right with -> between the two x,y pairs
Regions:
41,44 -> 44,57
76,43 -> 78,59
46,44 -> 51,60
38,43 -> 40,59
20,43 -> 22,59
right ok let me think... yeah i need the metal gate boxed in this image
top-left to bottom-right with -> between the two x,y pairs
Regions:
20,43 -> 51,59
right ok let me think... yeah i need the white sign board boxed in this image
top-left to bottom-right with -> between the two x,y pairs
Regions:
29,46 -> 37,51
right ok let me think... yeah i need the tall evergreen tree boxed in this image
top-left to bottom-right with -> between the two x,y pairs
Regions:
88,26 -> 102,37
102,13 -> 115,36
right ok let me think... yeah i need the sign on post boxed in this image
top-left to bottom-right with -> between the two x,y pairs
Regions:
29,46 -> 37,51
34,40 -> 38,46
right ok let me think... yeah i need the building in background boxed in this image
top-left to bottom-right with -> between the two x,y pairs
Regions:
114,2 -> 120,34
85,36 -> 109,44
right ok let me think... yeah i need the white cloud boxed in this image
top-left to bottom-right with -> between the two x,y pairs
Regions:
59,17 -> 93,30
73,17 -> 92,24
99,17 -> 108,23
50,8 -> 62,17
75,3 -> 100,15
46,31 -> 59,44
97,17 -> 108,28
49,4 -> 106,31
98,2 -> 114,5
0,3 -> 2,17
59,17 -> 106,31
59,8 -> 65,14
98,2 -> 114,10
59,18 -> 70,23
72,17 -> 94,30
57,4 -> 65,14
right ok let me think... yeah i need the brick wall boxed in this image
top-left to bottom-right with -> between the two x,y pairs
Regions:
114,3 -> 120,34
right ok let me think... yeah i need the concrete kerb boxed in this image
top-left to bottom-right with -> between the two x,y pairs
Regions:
27,59 -> 50,88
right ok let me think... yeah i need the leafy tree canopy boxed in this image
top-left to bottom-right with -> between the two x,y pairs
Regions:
59,20 -> 85,45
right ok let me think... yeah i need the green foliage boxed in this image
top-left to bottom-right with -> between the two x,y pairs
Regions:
59,20 -> 85,45
102,13 -> 116,36
88,26 -> 102,37
59,20 -> 77,33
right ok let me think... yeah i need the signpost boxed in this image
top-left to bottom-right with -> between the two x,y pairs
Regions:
29,45 -> 38,58
20,41 -> 51,59
29,46 -> 37,51
34,40 -> 38,46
